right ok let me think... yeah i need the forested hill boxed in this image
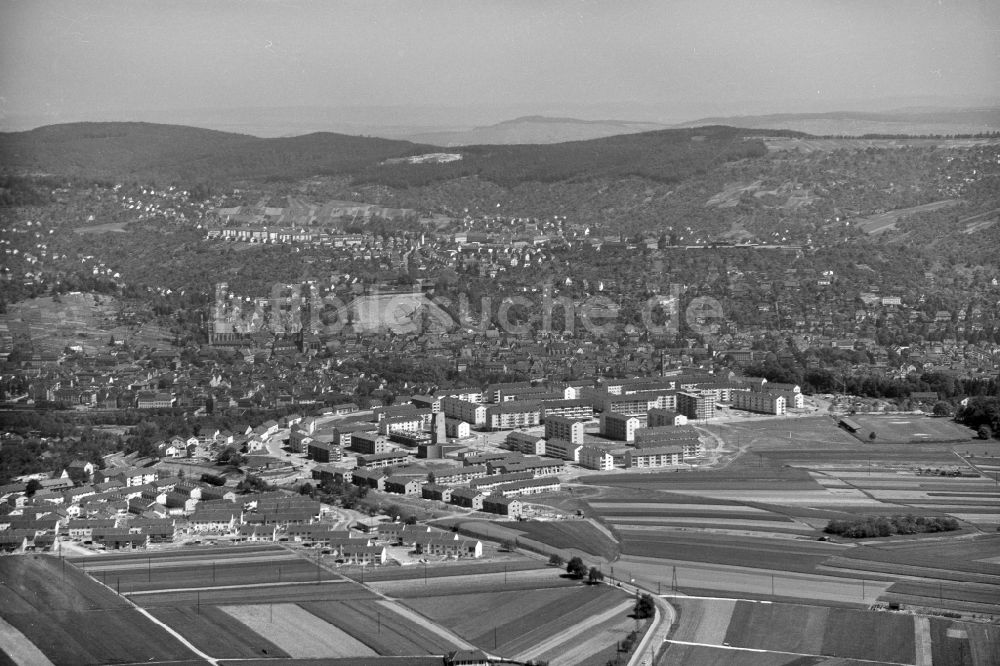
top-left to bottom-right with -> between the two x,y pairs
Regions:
0,122 -> 432,183
0,121 -> 802,188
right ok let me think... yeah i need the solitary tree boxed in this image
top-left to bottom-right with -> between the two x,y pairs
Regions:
869,431 -> 877,441
978,425 -> 992,440
588,566 -> 605,584
566,556 -> 587,579
548,553 -> 565,567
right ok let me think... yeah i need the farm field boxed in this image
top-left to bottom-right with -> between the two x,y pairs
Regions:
132,580 -> 378,608
399,583 -> 634,657
301,599 -> 462,655
344,557 -> 545,583
618,554 -> 888,605
80,555 -> 330,593
220,603 -> 376,658
147,605 -> 290,659
367,566 -> 582,598
1,293 -> 171,354
444,517 -> 620,560
0,556 -> 202,666
662,598 -> 997,666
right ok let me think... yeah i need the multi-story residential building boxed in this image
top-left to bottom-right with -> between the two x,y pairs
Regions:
356,451 -> 410,469
579,446 -> 615,471
731,390 -> 786,415
677,390 -> 715,420
601,412 -> 643,441
434,465 -> 489,485
544,415 -> 585,444
540,398 -> 594,420
505,430 -> 546,455
543,437 -> 583,462
626,445 -> 684,468
307,441 -> 341,463
485,401 -> 542,430
351,431 -> 389,455
646,408 -> 688,427
441,397 -> 487,427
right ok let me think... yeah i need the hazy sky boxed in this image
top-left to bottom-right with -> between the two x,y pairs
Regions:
2,0 -> 998,131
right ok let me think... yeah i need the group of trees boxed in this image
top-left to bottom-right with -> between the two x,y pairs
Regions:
824,514 -> 960,538
956,396 -> 1000,440
558,556 -> 654,622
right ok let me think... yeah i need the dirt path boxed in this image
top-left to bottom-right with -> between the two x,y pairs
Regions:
513,600 -> 633,663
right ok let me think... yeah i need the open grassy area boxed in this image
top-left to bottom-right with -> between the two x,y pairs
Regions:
847,414 -> 976,444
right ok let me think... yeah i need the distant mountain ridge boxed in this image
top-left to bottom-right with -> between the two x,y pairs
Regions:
672,107 -> 1000,137
0,121 -> 791,188
406,115 -> 671,146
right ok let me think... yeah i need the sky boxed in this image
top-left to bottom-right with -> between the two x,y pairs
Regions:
1,0 -> 999,134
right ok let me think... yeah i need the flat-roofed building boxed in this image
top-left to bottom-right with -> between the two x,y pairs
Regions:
505,430 -> 546,455
441,397 -> 487,427
601,412 -> 643,442
626,445 -> 683,468
543,437 -> 583,462
646,408 -> 688,427
579,446 -> 615,471
677,390 -> 715,420
544,415 -> 585,444
731,390 -> 786,415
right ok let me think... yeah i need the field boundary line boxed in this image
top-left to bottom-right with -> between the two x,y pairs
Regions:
124,579 -> 353,595
663,638 -> 913,665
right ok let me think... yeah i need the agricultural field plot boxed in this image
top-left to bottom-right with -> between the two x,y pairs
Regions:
148,605 -> 290,659
132,580 -> 378,608
579,466 -> 823,492
344,557 -> 545,583
81,555 -> 329,593
884,579 -> 1000,614
620,554 -> 887,606
368,567 -> 581,598
664,600 -> 939,665
616,531 -> 844,576
669,598 -> 737,644
658,643 -> 865,666
449,518 -> 620,560
725,601 -> 916,663
1,293 -> 121,355
301,599 -> 461,656
0,556 -> 201,666
534,604 -> 637,666
399,584 -> 632,657
761,446 -> 974,470
219,603 -> 376,658
929,617 -> 1000,666
854,199 -> 959,234
846,415 -> 976,444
